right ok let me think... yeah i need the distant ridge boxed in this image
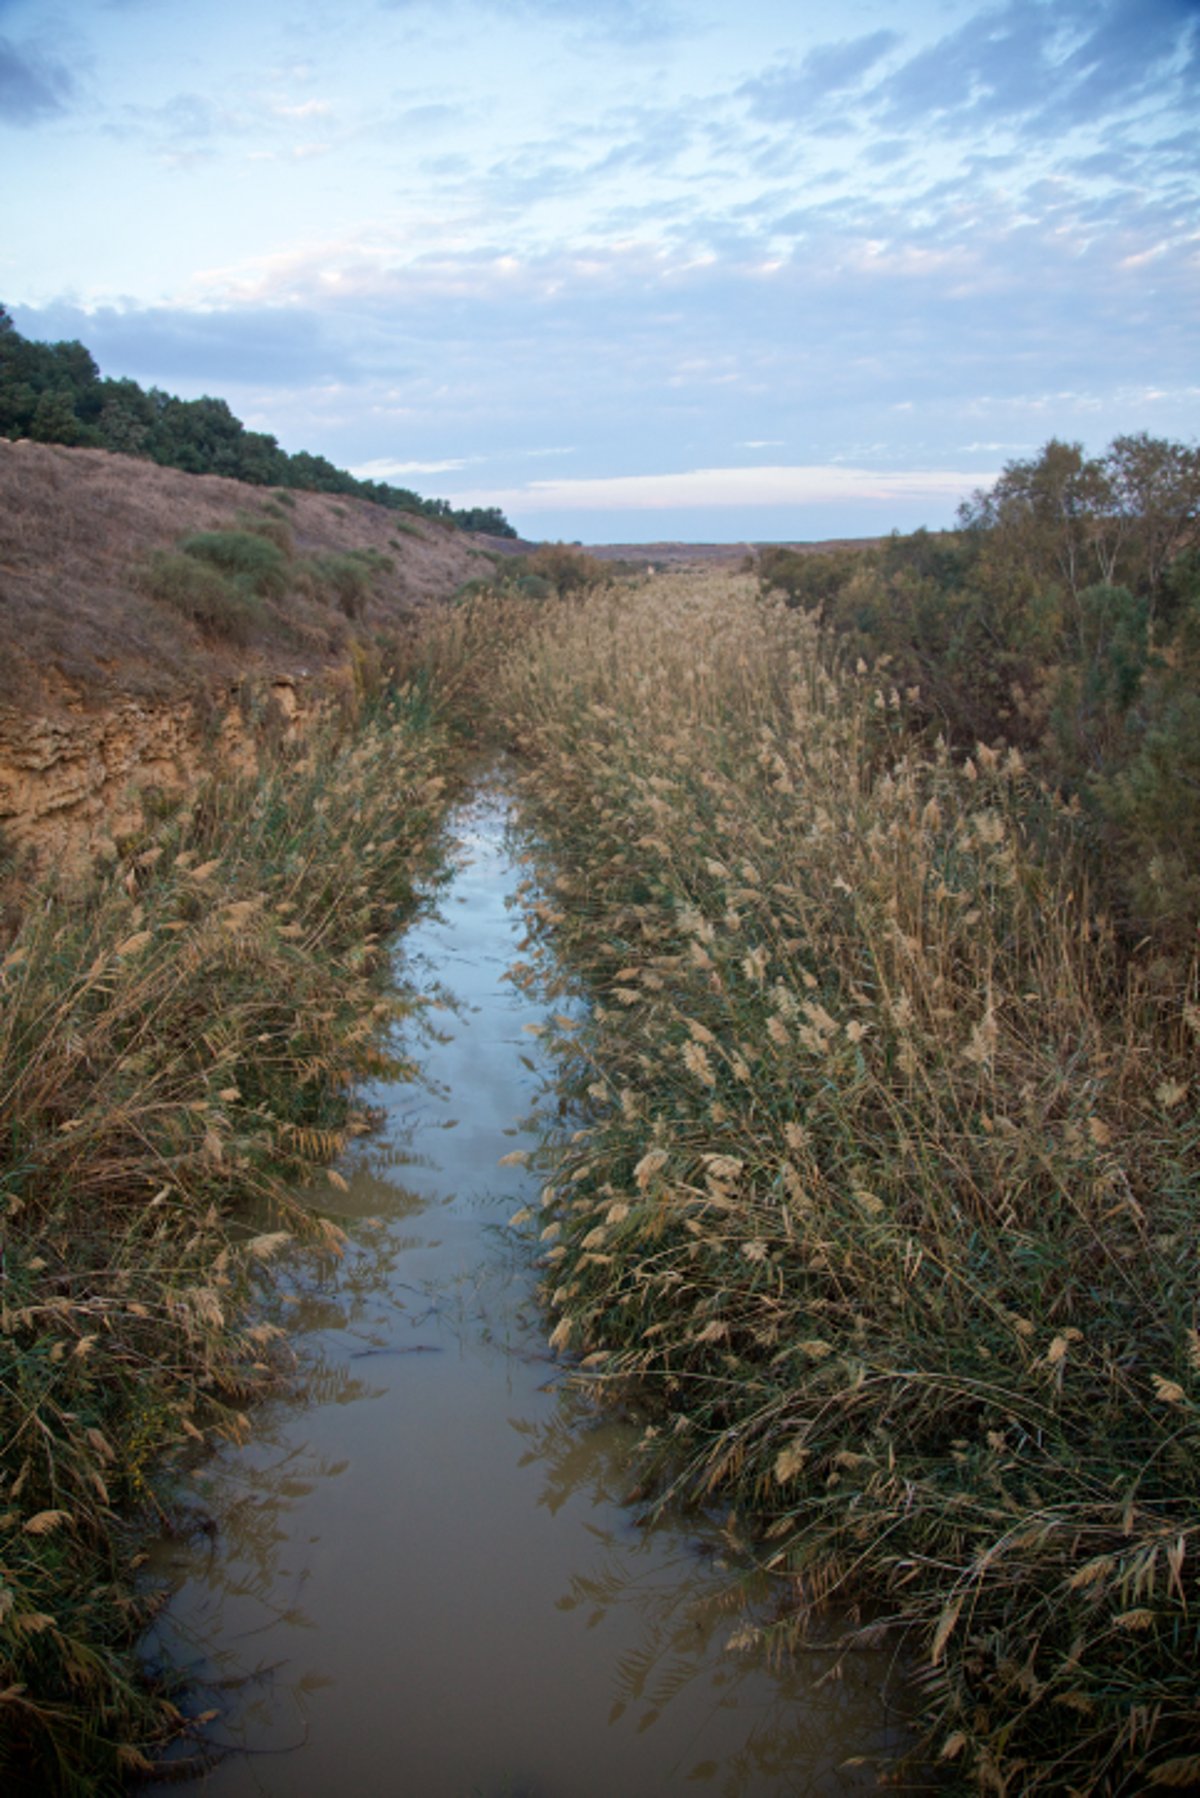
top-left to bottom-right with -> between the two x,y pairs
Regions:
584,536 -> 885,566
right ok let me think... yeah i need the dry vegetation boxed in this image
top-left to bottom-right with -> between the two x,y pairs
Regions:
0,441 -> 501,710
3,428 -> 1197,1795
0,680 -> 463,1792
466,572 -> 1200,1795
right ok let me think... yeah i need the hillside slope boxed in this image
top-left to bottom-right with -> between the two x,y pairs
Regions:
0,440 -> 510,710
0,442 -> 513,864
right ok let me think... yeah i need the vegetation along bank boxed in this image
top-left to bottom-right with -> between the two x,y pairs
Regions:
478,440 -> 1199,1795
0,683 -> 466,1791
0,419 -> 1197,1794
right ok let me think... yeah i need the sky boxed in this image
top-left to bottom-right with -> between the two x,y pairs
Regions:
2,0 -> 1197,543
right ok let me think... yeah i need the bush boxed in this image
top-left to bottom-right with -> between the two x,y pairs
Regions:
139,550 -> 263,643
522,542 -> 608,596
233,506 -> 294,556
289,547 -> 397,619
177,530 -> 288,600
757,545 -> 858,614
1101,683 -> 1200,942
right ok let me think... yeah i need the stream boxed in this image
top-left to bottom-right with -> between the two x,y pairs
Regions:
143,774 -> 901,1797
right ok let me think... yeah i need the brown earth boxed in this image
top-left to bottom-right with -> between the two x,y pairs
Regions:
0,439 -> 508,711
0,441 -> 504,865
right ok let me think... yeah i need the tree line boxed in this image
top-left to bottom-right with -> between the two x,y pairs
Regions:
0,306 -> 516,537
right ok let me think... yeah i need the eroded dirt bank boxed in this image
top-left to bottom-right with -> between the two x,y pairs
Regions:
0,674 -> 327,867
0,439 -> 507,867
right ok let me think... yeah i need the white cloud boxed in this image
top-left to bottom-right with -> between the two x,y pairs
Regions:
350,455 -> 474,477
452,463 -> 993,512
271,98 -> 333,119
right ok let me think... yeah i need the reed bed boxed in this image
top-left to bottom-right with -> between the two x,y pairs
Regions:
490,573 -> 1200,1794
0,686 -> 457,1792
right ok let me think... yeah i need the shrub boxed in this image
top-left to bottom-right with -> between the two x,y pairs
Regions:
1049,583 -> 1150,780
522,542 -> 608,596
177,530 -> 288,600
350,546 -> 394,573
139,549 -> 263,643
451,576 -> 494,604
1101,684 -> 1200,942
299,552 -> 373,618
757,545 -> 858,614
233,506 -> 294,556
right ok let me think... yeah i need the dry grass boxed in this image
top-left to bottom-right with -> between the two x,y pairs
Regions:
0,441 -> 492,711
0,683 -> 460,1791
480,573 -> 1200,1794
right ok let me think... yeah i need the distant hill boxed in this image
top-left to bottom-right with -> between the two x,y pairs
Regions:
584,536 -> 885,567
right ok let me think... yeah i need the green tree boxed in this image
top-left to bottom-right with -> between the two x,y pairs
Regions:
0,305 -> 518,535
959,438 -> 1117,605
1105,432 -> 1200,624
29,388 -> 90,445
448,504 -> 518,538
96,377 -> 154,455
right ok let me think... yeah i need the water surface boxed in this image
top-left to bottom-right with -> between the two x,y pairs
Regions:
145,777 -> 901,1797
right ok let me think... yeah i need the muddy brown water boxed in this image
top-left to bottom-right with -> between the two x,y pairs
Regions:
144,776 -> 903,1797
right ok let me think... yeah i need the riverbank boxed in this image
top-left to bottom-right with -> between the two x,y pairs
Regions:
488,572 -> 1200,1794
6,563 -> 1198,1793
0,685 -> 461,1791
140,772 -> 897,1797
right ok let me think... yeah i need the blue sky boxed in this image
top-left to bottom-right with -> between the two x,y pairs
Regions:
3,0 -> 1197,542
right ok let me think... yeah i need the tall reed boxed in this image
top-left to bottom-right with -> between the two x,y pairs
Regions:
0,685 -> 457,1792
490,573 -> 1200,1794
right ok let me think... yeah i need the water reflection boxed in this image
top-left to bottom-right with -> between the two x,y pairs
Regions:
144,775 -> 903,1796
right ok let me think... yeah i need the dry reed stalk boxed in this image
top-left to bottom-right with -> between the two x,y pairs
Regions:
482,572 -> 1200,1794
0,685 -> 462,1790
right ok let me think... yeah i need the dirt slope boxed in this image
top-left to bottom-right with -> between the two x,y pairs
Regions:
0,439 -> 500,712
0,441 -> 501,865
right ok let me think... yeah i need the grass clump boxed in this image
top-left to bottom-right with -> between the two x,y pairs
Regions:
297,549 -> 394,619
450,543 -> 610,608
177,529 -> 288,600
0,687 -> 459,1792
139,513 -> 409,648
139,528 -> 291,644
232,506 -> 294,556
485,573 -> 1200,1794
138,548 -> 264,643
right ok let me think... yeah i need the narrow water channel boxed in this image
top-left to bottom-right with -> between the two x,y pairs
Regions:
145,774 -> 900,1797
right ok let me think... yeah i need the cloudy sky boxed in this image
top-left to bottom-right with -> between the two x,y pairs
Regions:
3,0 -> 1197,542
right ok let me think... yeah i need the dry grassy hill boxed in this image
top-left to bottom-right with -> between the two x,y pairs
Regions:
0,441 -> 509,864
0,440 -> 511,710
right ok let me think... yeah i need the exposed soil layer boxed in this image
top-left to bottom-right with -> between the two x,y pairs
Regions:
0,441 -> 504,866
